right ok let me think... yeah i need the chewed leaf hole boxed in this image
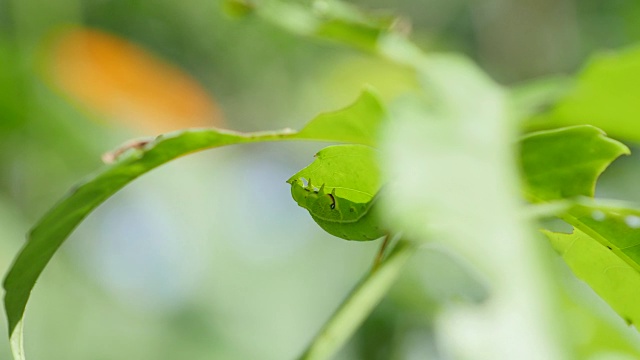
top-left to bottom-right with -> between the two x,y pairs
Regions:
300,177 -> 309,187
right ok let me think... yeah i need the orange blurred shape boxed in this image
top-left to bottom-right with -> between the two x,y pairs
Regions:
46,27 -> 223,134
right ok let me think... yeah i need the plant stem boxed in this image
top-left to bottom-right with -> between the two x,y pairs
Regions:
371,234 -> 391,272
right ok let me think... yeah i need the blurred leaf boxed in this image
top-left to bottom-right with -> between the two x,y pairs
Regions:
3,89 -> 385,360
520,125 -> 630,202
528,45 -> 640,143
314,19 -> 382,52
287,144 -> 385,241
0,39 -> 27,133
230,0 -> 427,79
545,227 -> 640,327
298,240 -> 416,360
246,0 -> 396,52
380,52 -> 569,357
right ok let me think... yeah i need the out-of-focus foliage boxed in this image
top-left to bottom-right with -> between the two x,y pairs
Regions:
528,46 -> 640,142
4,0 -> 640,360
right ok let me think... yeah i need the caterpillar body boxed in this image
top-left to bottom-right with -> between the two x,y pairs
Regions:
289,178 -> 384,240
287,144 -> 385,241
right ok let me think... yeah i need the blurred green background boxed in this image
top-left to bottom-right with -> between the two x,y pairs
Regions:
2,0 -> 640,359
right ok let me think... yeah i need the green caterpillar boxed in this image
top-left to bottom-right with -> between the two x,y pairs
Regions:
287,145 -> 386,241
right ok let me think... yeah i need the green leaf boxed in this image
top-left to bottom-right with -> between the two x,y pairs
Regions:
521,125 -> 640,327
2,90 -> 385,360
528,45 -> 640,142
229,0 -> 428,74
544,227 -> 640,327
295,86 -> 385,146
562,201 -> 640,275
287,144 -> 385,241
520,125 -> 630,202
298,240 -> 416,360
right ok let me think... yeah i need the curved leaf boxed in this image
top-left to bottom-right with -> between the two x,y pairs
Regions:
520,125 -> 630,202
295,88 -> 385,146
287,144 -> 384,241
2,90 -> 385,359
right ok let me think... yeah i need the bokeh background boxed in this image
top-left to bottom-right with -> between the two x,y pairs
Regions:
1,0 -> 640,359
